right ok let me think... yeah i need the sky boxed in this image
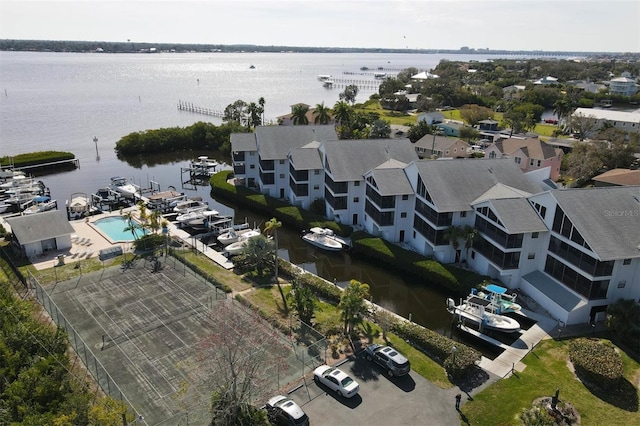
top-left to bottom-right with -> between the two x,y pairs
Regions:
1,0 -> 639,53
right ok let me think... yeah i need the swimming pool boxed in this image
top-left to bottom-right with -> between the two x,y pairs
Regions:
92,216 -> 148,242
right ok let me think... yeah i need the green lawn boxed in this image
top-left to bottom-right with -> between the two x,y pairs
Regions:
462,339 -> 639,426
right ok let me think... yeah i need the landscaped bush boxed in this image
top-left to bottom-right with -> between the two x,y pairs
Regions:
351,232 -> 488,295
279,260 -> 342,303
569,338 -> 624,390
132,234 -> 167,252
391,320 -> 481,379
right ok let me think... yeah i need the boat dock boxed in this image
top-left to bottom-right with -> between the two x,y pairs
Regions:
177,100 -> 224,117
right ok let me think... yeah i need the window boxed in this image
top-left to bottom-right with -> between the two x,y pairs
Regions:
353,197 -> 359,203
530,158 -> 535,166
279,160 -> 285,164
528,253 -> 536,260
249,152 -> 255,156
623,258 -> 632,265
354,181 -> 360,186
313,184 -> 319,190
279,174 -> 284,179
314,170 -> 320,175
537,160 -> 542,167
489,151 -> 497,159
401,212 -> 407,218
460,211 -> 467,218
249,164 -> 255,169
532,232 -> 539,239
515,157 -> 521,164
618,280 -> 626,288
402,194 -> 409,200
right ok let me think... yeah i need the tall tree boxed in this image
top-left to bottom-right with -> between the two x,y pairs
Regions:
462,225 -> 479,261
246,102 -> 263,131
258,96 -> 265,125
264,218 -> 287,313
339,280 -> 370,335
291,104 -> 309,125
332,101 -> 352,126
223,100 -> 248,125
339,84 -> 359,105
369,119 -> 391,138
287,278 -> 317,325
313,101 -> 332,124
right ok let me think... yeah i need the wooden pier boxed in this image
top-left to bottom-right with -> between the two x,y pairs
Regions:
177,100 -> 224,117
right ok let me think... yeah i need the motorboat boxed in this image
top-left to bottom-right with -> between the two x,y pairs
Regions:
110,177 -> 140,199
22,196 -> 57,215
217,226 -> 256,246
446,293 -> 521,334
477,284 -> 522,314
172,198 -> 208,215
147,190 -> 186,212
301,227 -> 343,251
190,156 -> 218,177
176,209 -> 226,229
67,193 -> 93,220
224,229 -> 263,256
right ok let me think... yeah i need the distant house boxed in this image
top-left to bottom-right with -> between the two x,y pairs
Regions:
411,71 -> 439,80
435,121 -> 465,137
608,74 -> 638,96
478,119 -> 499,132
502,85 -> 526,100
5,211 -> 75,258
413,135 -> 470,159
566,80 -> 606,94
572,108 -> 640,133
417,111 -> 444,125
277,103 -> 333,126
533,76 -> 559,85
484,137 -> 564,181
592,168 -> 640,187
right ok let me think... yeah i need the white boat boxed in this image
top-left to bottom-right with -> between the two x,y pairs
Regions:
110,177 -> 140,199
322,80 -> 334,88
301,227 -> 344,251
190,156 -> 218,176
477,284 -> 522,314
172,198 -> 208,214
217,226 -> 256,246
147,190 -> 186,211
67,193 -> 93,220
224,229 -> 263,256
317,74 -> 332,81
176,209 -> 227,229
23,196 -> 57,215
446,294 -> 521,334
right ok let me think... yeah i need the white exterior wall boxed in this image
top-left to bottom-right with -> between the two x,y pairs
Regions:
606,258 -> 640,303
244,151 -> 259,186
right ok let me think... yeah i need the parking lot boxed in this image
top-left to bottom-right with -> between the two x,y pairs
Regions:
287,357 -> 462,426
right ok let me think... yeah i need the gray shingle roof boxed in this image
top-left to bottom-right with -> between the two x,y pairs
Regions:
522,270 -> 584,312
289,146 -> 323,170
230,132 -> 257,152
255,125 -> 338,160
324,139 -> 418,182
370,161 -> 413,196
552,186 -> 640,260
489,198 -> 548,234
415,158 -> 541,212
6,210 -> 75,245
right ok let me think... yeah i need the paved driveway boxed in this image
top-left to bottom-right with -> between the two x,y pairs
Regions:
287,357 -> 462,426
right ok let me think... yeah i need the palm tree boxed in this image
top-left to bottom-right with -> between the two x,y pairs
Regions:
264,217 -> 287,313
462,225 -> 478,262
246,102 -> 262,131
291,104 -> 309,125
443,225 -> 463,263
553,98 -> 573,127
122,210 -> 142,241
332,101 -> 352,126
258,97 -> 265,125
313,102 -> 332,124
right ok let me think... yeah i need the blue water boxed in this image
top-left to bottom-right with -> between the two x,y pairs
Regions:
93,216 -> 149,242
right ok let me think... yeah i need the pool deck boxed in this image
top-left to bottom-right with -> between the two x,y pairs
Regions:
13,207 -> 233,270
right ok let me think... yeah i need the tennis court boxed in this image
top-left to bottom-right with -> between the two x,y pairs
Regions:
45,255 -> 316,425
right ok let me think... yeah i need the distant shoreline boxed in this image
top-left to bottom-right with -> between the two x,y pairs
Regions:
1,39 -> 637,58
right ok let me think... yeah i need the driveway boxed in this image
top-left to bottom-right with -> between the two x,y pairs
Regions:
287,357 -> 462,426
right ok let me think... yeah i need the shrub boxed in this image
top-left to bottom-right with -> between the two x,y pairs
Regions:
279,260 -> 342,303
569,338 -> 624,390
391,320 -> 480,379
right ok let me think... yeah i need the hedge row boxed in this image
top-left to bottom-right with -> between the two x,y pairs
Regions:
169,249 -> 232,293
279,259 -> 342,303
391,320 -> 481,379
351,231 -> 489,295
569,338 -> 624,390
209,171 -> 351,235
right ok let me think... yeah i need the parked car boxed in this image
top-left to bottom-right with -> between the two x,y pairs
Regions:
364,344 -> 411,377
313,365 -> 359,398
265,395 -> 309,426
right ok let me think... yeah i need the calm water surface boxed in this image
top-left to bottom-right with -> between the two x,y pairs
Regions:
0,51 -> 532,343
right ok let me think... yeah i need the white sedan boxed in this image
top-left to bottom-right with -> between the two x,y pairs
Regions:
313,365 -> 360,398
